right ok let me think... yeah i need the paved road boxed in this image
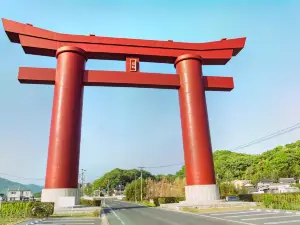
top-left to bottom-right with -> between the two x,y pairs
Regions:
103,199 -> 300,225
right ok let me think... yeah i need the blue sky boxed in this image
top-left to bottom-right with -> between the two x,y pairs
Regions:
0,0 -> 300,186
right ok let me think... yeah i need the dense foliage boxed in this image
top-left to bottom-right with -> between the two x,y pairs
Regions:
0,202 -> 54,218
34,192 -> 41,198
80,199 -> 101,206
124,179 -> 147,201
177,140 -> 300,184
83,183 -> 94,196
240,193 -> 300,210
262,193 -> 300,210
85,140 -> 300,198
92,168 -> 154,191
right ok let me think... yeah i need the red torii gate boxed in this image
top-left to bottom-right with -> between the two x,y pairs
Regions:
2,18 -> 246,205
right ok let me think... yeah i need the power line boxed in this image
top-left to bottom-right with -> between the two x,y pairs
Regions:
142,163 -> 184,169
2,122 -> 300,181
0,172 -> 44,180
229,122 -> 300,151
139,121 -> 300,169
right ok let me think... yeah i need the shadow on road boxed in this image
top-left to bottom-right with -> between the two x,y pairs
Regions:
104,205 -> 148,214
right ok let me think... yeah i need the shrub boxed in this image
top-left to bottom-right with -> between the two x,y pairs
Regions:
92,210 -> 100,217
239,194 -> 254,202
253,194 -> 264,202
219,182 -> 238,198
262,193 -> 300,210
157,197 -> 185,204
152,198 -> 160,206
125,180 -> 147,202
141,201 -> 156,207
241,193 -> 300,210
0,201 -> 54,218
80,199 -> 101,206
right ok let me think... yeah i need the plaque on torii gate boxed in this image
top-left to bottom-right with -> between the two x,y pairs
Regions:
2,18 -> 246,206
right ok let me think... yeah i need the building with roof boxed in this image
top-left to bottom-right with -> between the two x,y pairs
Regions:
6,189 -> 32,201
279,178 -> 296,184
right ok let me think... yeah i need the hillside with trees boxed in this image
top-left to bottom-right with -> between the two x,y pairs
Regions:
92,168 -> 154,191
175,140 -> 300,184
0,177 -> 43,194
85,140 -> 300,197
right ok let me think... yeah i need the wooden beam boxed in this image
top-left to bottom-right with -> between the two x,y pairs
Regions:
2,18 -> 245,55
19,35 -> 234,65
2,18 -> 246,64
18,67 -> 180,89
203,76 -> 234,91
18,67 -> 234,91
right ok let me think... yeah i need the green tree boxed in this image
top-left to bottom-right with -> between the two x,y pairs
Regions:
93,168 -> 154,190
83,183 -> 94,196
175,166 -> 185,178
125,179 -> 147,201
33,192 -> 41,198
219,182 -> 238,197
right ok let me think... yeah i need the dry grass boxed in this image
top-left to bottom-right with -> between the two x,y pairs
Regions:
51,209 -> 101,218
0,217 -> 28,225
181,204 -> 265,214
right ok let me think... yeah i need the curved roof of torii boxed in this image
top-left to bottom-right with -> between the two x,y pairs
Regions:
2,18 -> 246,65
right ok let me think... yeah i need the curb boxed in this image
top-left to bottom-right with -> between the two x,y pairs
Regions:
100,206 -> 109,225
24,218 -> 46,225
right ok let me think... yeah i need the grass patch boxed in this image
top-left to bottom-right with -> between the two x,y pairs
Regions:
181,205 -> 265,214
51,209 -> 101,218
139,201 -> 156,207
51,213 -> 94,218
124,200 -> 156,207
0,217 -> 28,225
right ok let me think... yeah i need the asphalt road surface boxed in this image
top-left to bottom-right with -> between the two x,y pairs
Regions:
103,199 -> 300,225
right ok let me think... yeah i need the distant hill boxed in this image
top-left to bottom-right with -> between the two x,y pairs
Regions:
0,177 -> 43,194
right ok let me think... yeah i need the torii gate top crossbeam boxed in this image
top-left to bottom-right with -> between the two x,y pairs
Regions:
2,18 -> 246,65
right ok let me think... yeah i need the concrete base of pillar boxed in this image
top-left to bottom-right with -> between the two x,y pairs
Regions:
41,188 -> 80,207
182,184 -> 220,204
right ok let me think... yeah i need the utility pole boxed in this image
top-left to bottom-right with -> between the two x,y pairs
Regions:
107,179 -> 110,196
138,166 -> 144,201
134,173 -> 137,203
80,169 -> 86,196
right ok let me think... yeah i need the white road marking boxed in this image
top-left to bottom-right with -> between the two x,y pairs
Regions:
183,211 -> 256,225
243,214 -> 300,221
46,219 -> 95,221
210,211 -> 261,216
226,212 -> 278,218
105,203 -> 125,225
264,220 -> 300,224
113,200 -> 255,225
152,207 -> 256,225
37,223 -> 94,224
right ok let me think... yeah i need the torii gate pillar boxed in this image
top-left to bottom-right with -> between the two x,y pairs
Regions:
176,54 -> 219,203
41,47 -> 86,205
